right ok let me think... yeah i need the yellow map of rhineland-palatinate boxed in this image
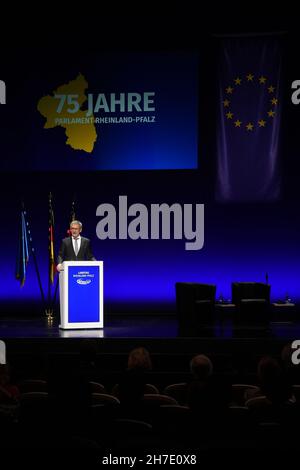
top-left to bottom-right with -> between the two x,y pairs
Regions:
37,73 -> 97,153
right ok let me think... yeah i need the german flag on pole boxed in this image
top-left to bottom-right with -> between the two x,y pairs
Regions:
48,193 -> 55,284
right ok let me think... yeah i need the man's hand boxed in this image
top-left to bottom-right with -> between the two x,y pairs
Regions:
56,263 -> 64,272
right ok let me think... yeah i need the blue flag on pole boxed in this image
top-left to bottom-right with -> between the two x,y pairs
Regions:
216,36 -> 282,202
16,210 -> 29,286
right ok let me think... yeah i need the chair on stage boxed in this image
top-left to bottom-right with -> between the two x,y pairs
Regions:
231,282 -> 271,328
175,282 -> 216,336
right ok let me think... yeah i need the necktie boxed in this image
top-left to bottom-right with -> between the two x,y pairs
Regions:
74,237 -> 79,256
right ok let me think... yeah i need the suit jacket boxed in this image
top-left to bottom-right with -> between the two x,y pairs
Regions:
57,236 -> 96,264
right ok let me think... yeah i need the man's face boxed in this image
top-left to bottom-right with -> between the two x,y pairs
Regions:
70,224 -> 82,238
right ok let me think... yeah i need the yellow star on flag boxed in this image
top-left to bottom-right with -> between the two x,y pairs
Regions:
234,120 -> 242,127
226,86 -> 234,94
268,110 -> 275,117
246,122 -> 254,131
268,85 -> 275,93
234,77 -> 242,85
258,119 -> 266,127
259,76 -> 267,84
226,111 -> 233,119
246,73 -> 254,81
223,99 -> 230,107
271,97 -> 278,105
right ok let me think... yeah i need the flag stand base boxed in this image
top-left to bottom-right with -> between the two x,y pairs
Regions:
45,308 -> 54,325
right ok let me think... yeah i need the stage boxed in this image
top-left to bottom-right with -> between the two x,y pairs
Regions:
0,312 -> 299,339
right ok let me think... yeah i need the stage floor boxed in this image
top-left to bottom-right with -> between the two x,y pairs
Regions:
0,315 -> 178,339
0,314 -> 299,340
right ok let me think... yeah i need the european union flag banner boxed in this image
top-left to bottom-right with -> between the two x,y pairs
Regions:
216,36 -> 282,202
16,210 -> 29,286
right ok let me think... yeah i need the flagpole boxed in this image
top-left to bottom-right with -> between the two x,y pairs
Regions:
47,192 -> 56,320
52,196 -> 77,311
22,202 -> 46,308
70,195 -> 76,222
48,193 -> 51,308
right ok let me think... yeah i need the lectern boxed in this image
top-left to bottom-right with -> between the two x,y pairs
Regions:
59,261 -> 103,329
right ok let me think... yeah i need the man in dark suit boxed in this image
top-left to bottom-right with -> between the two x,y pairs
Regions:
56,220 -> 96,272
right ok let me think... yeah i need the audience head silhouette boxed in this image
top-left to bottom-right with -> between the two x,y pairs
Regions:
190,354 -> 213,380
127,347 -> 152,371
257,355 -> 291,403
257,356 -> 281,384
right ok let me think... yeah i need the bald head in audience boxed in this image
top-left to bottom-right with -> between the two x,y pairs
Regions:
190,354 -> 213,381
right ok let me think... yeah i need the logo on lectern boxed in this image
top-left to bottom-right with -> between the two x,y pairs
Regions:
76,279 -> 92,285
